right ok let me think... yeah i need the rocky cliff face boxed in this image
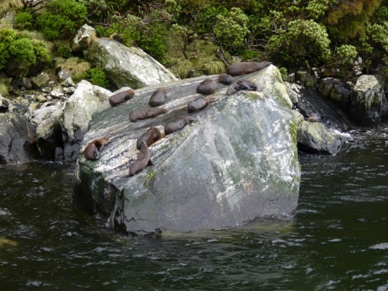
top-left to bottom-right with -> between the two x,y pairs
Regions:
74,65 -> 301,234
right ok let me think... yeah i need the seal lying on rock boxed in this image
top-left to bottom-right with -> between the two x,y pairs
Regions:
218,74 -> 234,85
164,116 -> 196,135
226,80 -> 258,95
109,89 -> 135,106
136,127 -> 162,149
129,141 -> 152,176
149,87 -> 167,107
226,61 -> 271,76
129,107 -> 167,122
187,95 -> 217,113
196,78 -> 217,95
83,137 -> 110,160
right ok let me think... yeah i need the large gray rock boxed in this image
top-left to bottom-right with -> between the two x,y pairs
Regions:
0,112 -> 41,164
348,74 -> 385,126
74,65 -> 301,234
86,38 -> 178,89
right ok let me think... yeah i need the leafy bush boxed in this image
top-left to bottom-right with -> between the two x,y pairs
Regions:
74,67 -> 108,87
267,19 -> 331,67
36,0 -> 87,40
334,45 -> 358,64
0,28 -> 51,70
57,44 -> 73,58
14,11 -> 34,30
213,7 -> 249,52
88,67 -> 108,87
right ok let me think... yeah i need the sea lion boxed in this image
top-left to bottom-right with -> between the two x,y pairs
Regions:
196,78 -> 217,95
218,74 -> 234,85
128,141 -> 152,176
227,80 -> 258,95
136,127 -> 162,149
109,89 -> 135,106
83,137 -> 110,160
226,61 -> 272,76
187,95 -> 217,113
149,87 -> 167,107
129,107 -> 167,122
164,116 -> 196,135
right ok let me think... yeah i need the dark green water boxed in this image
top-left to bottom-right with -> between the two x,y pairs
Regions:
1,128 -> 388,290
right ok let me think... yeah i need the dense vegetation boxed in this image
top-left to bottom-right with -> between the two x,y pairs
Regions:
0,0 -> 387,83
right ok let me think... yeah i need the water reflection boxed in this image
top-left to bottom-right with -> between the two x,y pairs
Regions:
1,128 -> 388,290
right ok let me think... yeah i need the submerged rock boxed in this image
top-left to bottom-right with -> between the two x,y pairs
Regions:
74,65 -> 301,234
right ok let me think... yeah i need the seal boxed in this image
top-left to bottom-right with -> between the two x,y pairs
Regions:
187,95 -> 217,113
218,74 -> 234,85
83,137 -> 110,160
226,61 -> 272,76
149,87 -> 167,107
129,141 -> 152,176
136,127 -> 162,150
196,78 -> 217,95
109,89 -> 135,106
227,80 -> 257,95
129,107 -> 167,122
164,116 -> 196,135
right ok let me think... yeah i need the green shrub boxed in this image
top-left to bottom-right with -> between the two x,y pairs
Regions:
57,44 -> 73,58
88,67 -> 108,87
267,19 -> 331,67
14,11 -> 34,30
0,28 -> 51,70
74,67 -> 108,87
213,7 -> 249,52
37,0 -> 87,40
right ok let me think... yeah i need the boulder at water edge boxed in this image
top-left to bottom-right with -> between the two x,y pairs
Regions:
0,112 -> 41,164
74,65 -> 301,234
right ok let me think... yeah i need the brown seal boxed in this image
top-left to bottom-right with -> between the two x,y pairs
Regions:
226,61 -> 271,76
227,80 -> 257,95
83,137 -> 110,160
164,116 -> 196,135
149,87 -> 167,107
136,127 -> 162,150
218,74 -> 234,85
187,95 -> 217,113
196,78 -> 217,95
129,107 -> 167,122
109,89 -> 135,106
128,141 -> 152,176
